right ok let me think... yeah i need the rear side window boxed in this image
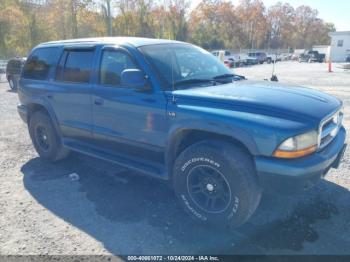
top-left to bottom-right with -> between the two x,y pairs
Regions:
23,48 -> 60,80
56,50 -> 94,83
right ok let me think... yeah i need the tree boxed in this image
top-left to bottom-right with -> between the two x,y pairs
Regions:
236,0 -> 268,49
188,0 -> 227,49
101,0 -> 113,36
0,0 -> 340,58
267,2 -> 295,48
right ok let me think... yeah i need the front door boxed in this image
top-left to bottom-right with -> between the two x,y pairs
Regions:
92,48 -> 168,160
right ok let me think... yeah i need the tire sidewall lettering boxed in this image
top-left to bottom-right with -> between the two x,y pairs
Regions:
180,194 -> 207,221
227,196 -> 240,220
181,157 -> 220,172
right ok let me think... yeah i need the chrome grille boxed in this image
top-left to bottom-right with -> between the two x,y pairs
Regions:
318,110 -> 343,150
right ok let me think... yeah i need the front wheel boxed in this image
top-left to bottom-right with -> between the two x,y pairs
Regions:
173,140 -> 261,228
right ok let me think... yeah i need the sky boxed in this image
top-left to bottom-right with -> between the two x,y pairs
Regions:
190,0 -> 350,31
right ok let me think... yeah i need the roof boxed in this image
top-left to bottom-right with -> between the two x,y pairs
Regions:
329,31 -> 350,36
38,37 -> 185,48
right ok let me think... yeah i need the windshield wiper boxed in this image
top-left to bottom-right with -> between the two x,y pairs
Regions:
213,73 -> 246,81
213,73 -> 235,79
173,78 -> 216,87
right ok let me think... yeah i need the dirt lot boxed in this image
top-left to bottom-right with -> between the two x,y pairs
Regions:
0,61 -> 349,257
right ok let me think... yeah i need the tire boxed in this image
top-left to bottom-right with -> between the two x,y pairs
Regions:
8,76 -> 16,90
29,111 -> 69,162
173,140 -> 261,228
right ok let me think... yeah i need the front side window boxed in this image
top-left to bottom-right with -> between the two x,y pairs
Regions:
23,47 -> 60,80
139,43 -> 231,90
58,50 -> 94,83
99,50 -> 137,86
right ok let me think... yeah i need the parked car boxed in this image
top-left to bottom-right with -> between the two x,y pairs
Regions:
291,53 -> 301,61
224,59 -> 235,68
211,50 -> 233,61
0,60 -> 7,74
279,53 -> 292,61
6,57 -> 26,90
299,50 -> 325,63
211,50 -> 244,68
248,52 -> 272,64
212,50 -> 242,67
267,53 -> 283,63
298,53 -> 310,63
239,53 -> 259,65
346,54 -> 350,62
18,37 -> 347,228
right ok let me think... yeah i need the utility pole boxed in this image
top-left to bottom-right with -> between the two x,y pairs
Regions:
106,0 -> 113,36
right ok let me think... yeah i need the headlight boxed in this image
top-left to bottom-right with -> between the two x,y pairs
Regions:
273,130 -> 318,158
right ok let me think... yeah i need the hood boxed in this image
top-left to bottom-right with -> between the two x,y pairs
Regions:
170,80 -> 341,123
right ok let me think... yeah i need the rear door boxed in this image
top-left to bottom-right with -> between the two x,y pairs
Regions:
50,47 -> 96,141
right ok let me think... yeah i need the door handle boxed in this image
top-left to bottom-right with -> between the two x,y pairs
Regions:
94,98 -> 104,105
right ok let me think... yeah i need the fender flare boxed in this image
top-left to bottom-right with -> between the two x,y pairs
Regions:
164,120 -> 259,173
26,97 -> 62,137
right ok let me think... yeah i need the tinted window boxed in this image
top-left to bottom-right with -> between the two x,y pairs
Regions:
23,48 -> 60,80
100,50 -> 137,86
57,50 -> 94,83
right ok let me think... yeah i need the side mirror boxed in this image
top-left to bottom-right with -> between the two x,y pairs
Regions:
121,69 -> 147,89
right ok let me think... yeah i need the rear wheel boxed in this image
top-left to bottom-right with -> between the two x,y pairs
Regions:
29,111 -> 69,162
173,140 -> 261,228
8,76 -> 16,90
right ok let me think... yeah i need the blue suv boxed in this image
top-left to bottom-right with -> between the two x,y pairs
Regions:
17,37 -> 347,228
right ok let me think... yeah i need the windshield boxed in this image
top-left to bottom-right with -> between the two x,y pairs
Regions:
139,43 -> 233,90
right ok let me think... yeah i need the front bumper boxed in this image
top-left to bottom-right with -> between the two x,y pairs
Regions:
255,127 -> 347,194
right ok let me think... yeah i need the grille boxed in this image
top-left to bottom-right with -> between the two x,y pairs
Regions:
318,110 -> 343,149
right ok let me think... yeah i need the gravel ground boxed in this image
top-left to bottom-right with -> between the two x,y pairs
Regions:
0,61 -> 349,258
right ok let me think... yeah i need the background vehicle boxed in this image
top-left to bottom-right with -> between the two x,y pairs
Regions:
299,50 -> 325,63
212,50 -> 242,67
280,53 -> 292,61
239,53 -> 259,65
268,53 -> 284,62
0,60 -> 7,74
6,57 -> 26,90
248,52 -> 271,64
18,38 -> 346,229
224,60 -> 234,68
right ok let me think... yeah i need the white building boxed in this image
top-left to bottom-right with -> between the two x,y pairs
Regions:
329,31 -> 350,62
